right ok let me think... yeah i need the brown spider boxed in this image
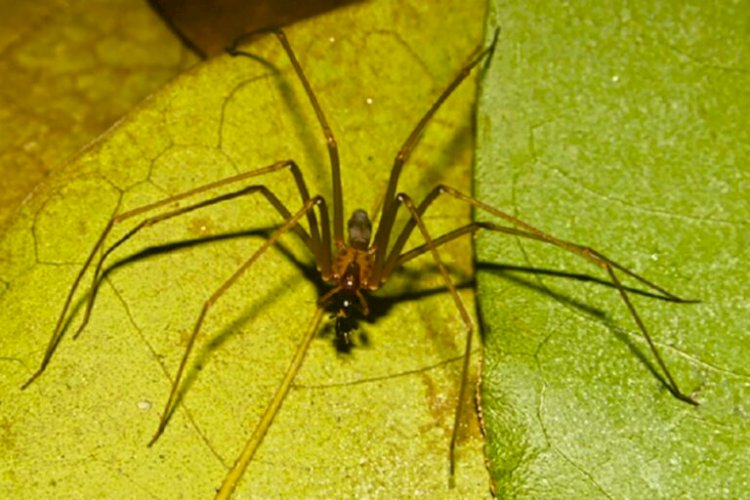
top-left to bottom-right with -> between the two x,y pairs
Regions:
22,27 -> 697,497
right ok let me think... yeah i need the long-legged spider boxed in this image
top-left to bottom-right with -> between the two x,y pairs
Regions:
22,27 -> 698,497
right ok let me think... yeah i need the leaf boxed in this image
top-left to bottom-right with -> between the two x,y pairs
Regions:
477,1 -> 750,497
0,0 -> 494,497
0,0 -> 196,227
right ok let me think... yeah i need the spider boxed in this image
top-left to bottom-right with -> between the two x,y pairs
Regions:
21,27 -> 698,497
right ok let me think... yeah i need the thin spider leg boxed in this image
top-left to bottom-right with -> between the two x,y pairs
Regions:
397,193 -> 475,482
72,184 -> 308,343
605,267 -> 697,405
392,221 -> 686,303
227,54 -> 325,256
272,29 -> 342,244
406,184 -> 697,404
216,307 -> 325,500
383,185 -> 694,301
19,219 -> 111,390
440,186 -> 694,300
401,226 -> 695,302
21,159 -> 321,389
123,160 -> 320,254
230,29 -> 344,245
390,216 -> 690,298
316,195 -> 333,279
148,196 -> 324,446
380,185 -> 441,279
391,222 -> 529,271
370,29 -> 500,283
377,186 -> 532,280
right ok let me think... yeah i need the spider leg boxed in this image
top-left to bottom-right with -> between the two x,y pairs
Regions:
381,186 -> 548,279
396,193 -> 474,483
73,185 -> 308,342
370,29 -> 500,282
384,184 -> 698,405
231,29 -> 344,245
216,306 -> 325,500
122,160 -> 322,259
394,222 -> 690,301
21,160 -> 325,389
148,196 -> 323,446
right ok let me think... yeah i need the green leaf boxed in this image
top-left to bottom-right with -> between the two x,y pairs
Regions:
0,1 -> 496,497
477,1 -> 750,497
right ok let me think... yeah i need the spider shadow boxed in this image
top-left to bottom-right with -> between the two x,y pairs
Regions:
49,229 -> 262,348
226,44 -> 330,186
476,261 -> 694,397
57,226 -> 299,412
59,226 -> 283,342
61,226 -> 692,432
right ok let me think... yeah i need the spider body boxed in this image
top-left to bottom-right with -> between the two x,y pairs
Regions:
321,209 -> 376,342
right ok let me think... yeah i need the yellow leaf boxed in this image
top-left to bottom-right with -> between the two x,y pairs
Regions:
1,0 -> 492,497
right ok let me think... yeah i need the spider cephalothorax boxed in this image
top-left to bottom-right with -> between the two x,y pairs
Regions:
320,209 -> 377,344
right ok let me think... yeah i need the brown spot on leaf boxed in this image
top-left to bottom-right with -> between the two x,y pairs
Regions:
419,363 -> 482,446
